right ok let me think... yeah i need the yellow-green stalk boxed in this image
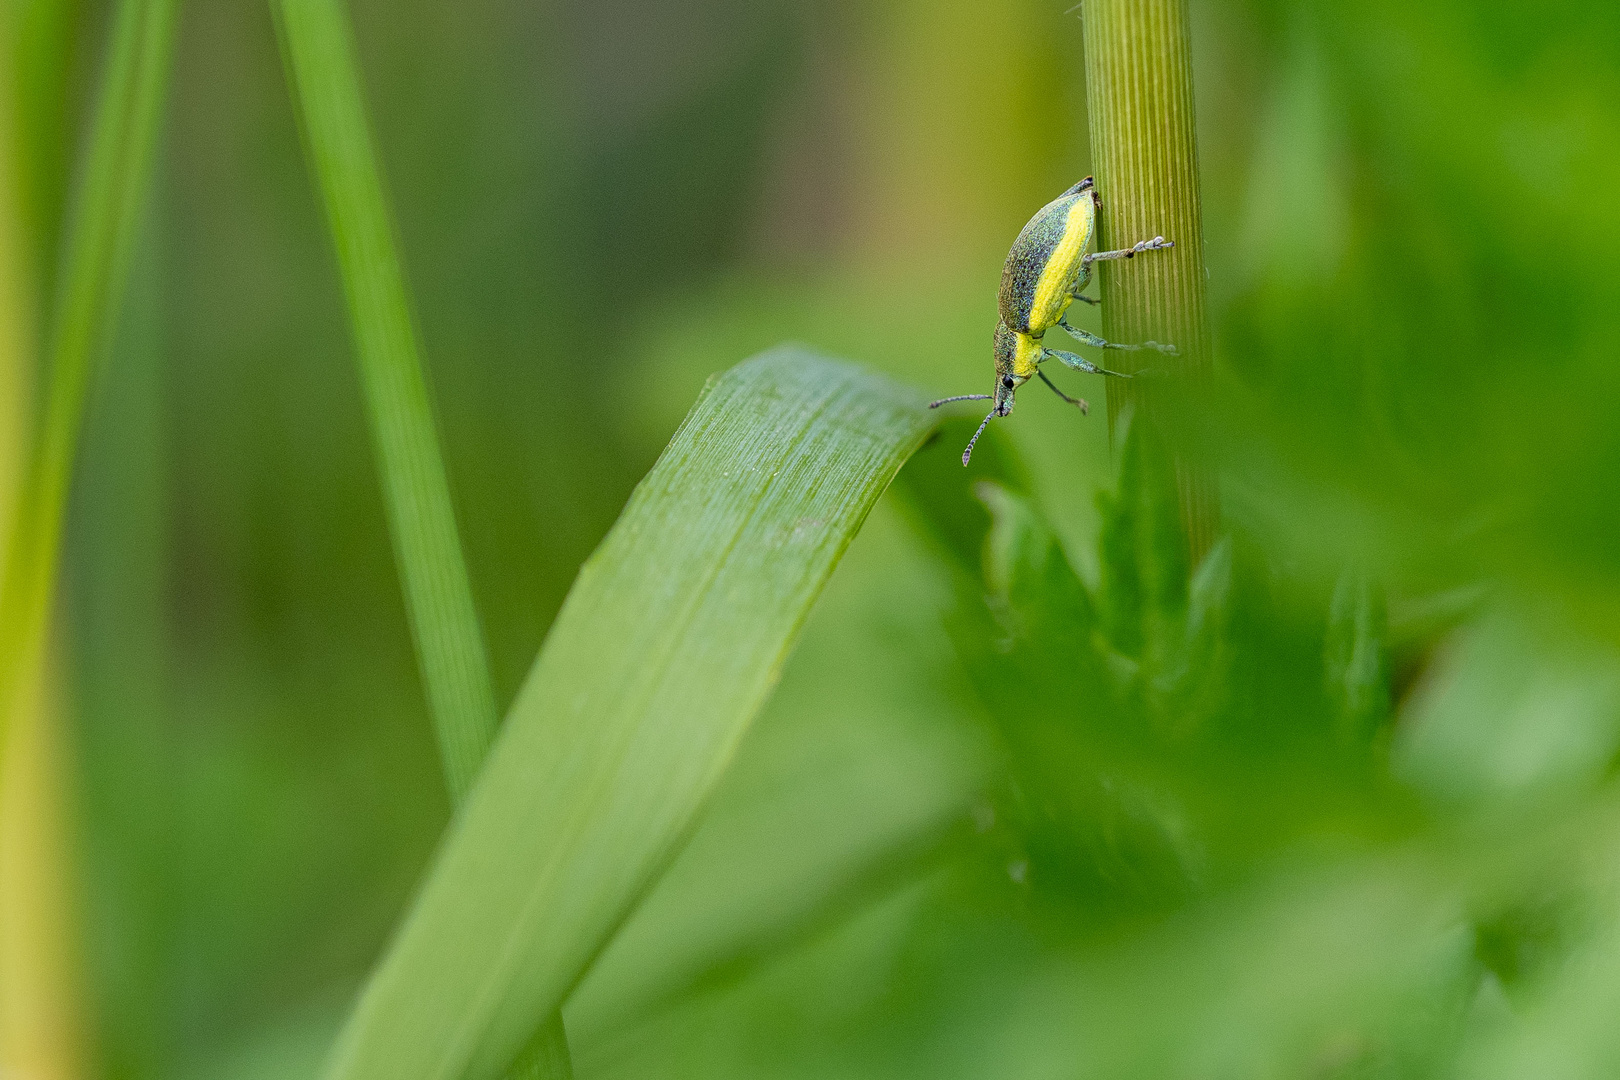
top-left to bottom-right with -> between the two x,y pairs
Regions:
1081,0 -> 1218,559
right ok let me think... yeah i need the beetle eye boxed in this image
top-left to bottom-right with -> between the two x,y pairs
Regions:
1002,376 -> 1015,389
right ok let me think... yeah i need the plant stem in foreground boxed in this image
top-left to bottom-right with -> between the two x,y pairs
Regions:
1081,0 -> 1218,561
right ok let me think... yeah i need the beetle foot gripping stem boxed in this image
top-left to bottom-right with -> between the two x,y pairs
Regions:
1083,236 -> 1174,267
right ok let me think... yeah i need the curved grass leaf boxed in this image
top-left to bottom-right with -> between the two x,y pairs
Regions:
563,507 -> 989,1041
323,346 -> 935,1080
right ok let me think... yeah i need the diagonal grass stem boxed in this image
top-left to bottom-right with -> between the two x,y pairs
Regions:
273,1 -> 571,1074
0,0 -> 178,770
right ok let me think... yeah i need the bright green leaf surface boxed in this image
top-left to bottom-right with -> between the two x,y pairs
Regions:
565,503 -> 989,1044
323,346 -> 936,1080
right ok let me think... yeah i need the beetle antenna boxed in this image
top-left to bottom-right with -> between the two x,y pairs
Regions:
929,394 -> 993,408
962,408 -> 996,467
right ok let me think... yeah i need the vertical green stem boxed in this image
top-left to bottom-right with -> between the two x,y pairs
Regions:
1,4 -> 176,1071
1081,0 -> 1218,560
274,2 -> 573,1074
1,3 -> 30,547
0,0 -> 177,767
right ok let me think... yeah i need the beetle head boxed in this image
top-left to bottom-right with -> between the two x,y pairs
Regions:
934,321 -> 1038,466
992,321 -> 1030,416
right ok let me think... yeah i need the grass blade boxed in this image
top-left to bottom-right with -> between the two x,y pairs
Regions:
324,346 -> 935,1080
274,5 -> 576,1076
0,0 -> 177,765
274,0 -> 499,803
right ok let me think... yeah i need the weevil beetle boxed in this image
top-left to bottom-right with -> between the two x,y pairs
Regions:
930,176 -> 1178,465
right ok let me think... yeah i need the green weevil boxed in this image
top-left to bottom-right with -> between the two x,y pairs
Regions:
930,176 -> 1177,465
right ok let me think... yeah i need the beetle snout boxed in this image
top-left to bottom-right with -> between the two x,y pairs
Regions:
993,376 -> 1019,416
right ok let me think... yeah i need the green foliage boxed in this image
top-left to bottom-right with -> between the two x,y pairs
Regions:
323,348 -> 935,1080
10,0 -> 1620,1078
873,416 -> 1620,1078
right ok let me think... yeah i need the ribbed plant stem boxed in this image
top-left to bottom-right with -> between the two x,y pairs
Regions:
1081,0 -> 1217,561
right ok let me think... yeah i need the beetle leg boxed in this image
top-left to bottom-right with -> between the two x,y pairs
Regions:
1057,320 -> 1178,355
1070,262 -> 1096,303
1041,347 -> 1133,379
1082,236 -> 1174,267
1036,369 -> 1089,412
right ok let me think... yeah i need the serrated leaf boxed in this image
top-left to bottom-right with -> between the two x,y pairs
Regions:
1152,537 -> 1234,738
895,441 -> 1194,908
1324,568 -> 1390,747
1095,410 -> 1188,664
322,346 -> 935,1080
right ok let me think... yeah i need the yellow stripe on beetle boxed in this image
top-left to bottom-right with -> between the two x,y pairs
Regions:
1028,196 -> 1095,335
928,176 -> 1180,466
1011,329 -> 1043,379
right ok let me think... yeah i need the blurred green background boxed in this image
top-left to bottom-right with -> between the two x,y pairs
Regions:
5,0 -> 1620,1077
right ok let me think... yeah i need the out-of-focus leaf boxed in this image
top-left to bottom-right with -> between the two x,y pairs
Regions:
1458,812 -> 1620,1080
1396,611 -> 1620,807
322,346 -> 936,1080
889,416 -> 1033,579
1152,537 -> 1233,737
977,480 -> 1094,652
1324,568 -> 1390,747
1095,412 -> 1188,665
1063,854 -> 1479,1080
